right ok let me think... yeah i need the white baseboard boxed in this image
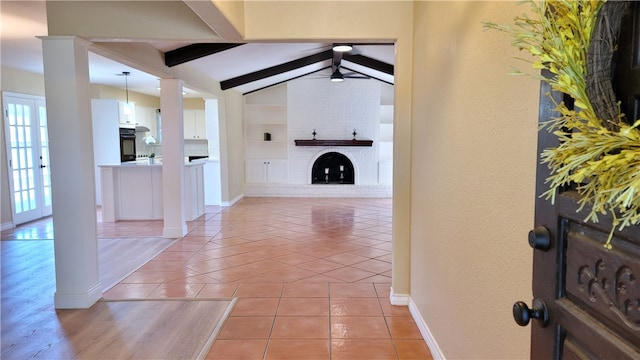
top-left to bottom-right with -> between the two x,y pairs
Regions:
409,298 -> 446,360
1,222 -> 15,231
243,183 -> 392,198
54,283 -> 103,309
389,287 -> 410,305
221,193 -> 243,207
163,226 -> 188,238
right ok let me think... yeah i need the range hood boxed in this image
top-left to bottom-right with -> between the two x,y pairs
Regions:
135,125 -> 150,133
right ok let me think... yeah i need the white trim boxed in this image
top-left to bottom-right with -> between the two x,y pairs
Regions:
221,193 -> 243,207
243,183 -> 392,198
1,222 -> 15,231
196,297 -> 238,360
409,298 -> 446,360
389,286 -> 410,305
163,225 -> 188,239
54,282 -> 103,309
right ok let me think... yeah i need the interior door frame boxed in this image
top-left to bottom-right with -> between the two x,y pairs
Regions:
2,91 -> 52,226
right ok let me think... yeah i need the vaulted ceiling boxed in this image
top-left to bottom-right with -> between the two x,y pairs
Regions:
164,42 -> 395,94
1,1 -> 395,97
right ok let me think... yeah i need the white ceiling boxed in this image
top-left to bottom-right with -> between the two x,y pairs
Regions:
1,1 -> 394,97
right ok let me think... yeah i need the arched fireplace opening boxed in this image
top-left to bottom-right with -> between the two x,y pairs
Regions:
311,152 -> 354,184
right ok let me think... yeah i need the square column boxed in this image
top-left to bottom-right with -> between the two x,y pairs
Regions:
160,79 -> 188,237
40,36 -> 102,309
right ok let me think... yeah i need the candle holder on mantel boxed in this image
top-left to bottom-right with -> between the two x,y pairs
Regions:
352,129 -> 357,140
312,129 -> 317,140
339,165 -> 345,184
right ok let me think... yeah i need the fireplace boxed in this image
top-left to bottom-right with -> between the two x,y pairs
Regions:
311,152 -> 354,184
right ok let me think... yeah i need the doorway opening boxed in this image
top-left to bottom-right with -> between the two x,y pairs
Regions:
2,92 -> 52,226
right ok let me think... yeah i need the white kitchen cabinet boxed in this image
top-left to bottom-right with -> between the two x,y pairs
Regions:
245,159 -> 288,184
99,161 -> 204,222
184,109 -> 206,139
134,106 -> 157,137
91,99 -> 122,205
117,166 -> 163,220
184,163 -> 204,220
203,160 -> 221,206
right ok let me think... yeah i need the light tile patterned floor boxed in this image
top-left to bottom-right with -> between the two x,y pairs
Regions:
2,197 -> 432,360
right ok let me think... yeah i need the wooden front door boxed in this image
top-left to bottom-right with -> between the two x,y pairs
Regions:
517,3 -> 640,359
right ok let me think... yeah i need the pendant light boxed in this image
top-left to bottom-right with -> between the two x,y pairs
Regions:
120,71 -> 135,117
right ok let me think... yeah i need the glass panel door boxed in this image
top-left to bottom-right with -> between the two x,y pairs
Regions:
3,93 -> 52,225
37,99 -> 52,216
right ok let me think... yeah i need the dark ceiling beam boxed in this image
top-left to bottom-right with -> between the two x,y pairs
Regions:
343,54 -> 394,75
221,49 -> 334,90
164,43 -> 245,67
243,66 -> 333,96
341,66 -> 394,85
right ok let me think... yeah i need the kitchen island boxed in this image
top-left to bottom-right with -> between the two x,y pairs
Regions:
99,160 -> 204,222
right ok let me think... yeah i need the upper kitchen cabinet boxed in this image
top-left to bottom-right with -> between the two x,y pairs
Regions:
134,105 -> 158,138
184,109 -> 206,139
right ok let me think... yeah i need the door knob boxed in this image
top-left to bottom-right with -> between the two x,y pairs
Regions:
528,226 -> 551,251
513,299 -> 549,327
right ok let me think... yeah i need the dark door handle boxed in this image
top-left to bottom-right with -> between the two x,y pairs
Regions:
513,299 -> 549,327
529,226 -> 551,251
40,164 -> 46,168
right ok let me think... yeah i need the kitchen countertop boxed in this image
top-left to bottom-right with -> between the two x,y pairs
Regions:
99,158 -> 206,167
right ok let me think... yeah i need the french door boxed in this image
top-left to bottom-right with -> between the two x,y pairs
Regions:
3,92 -> 52,225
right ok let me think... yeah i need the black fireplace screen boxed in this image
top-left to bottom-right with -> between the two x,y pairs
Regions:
311,152 -> 354,184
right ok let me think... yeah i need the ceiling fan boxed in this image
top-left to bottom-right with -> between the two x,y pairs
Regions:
330,44 -> 371,82
309,44 -> 371,82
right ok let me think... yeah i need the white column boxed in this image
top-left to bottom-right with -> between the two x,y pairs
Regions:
204,99 -> 222,205
40,36 -> 102,309
160,79 -> 187,237
216,98 -> 231,205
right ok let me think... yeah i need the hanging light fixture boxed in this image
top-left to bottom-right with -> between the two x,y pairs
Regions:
119,71 -> 135,117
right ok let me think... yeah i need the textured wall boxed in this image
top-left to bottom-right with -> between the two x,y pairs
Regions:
410,2 -> 538,359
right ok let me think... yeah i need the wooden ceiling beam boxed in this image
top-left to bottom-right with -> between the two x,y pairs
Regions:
164,43 -> 245,67
343,54 -> 394,75
220,49 -> 334,90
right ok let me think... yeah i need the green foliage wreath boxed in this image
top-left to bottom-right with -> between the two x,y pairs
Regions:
485,0 -> 639,248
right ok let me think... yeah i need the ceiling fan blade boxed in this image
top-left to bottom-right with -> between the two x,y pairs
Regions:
344,75 -> 370,79
342,71 -> 370,79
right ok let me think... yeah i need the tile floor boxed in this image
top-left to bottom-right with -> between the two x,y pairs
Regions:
1,197 -> 432,360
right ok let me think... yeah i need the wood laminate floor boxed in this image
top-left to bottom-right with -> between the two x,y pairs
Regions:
1,197 -> 433,360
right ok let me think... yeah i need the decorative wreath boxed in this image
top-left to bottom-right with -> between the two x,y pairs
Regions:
485,1 -> 639,248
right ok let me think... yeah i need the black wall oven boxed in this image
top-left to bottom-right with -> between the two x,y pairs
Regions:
119,128 -> 136,162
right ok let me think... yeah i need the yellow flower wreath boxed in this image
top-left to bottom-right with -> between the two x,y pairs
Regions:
485,0 -> 640,248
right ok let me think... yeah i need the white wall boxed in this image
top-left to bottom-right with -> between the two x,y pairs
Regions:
287,78 -> 382,185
